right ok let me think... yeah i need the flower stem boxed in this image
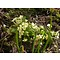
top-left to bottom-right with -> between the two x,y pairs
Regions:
32,32 -> 36,53
16,29 -> 20,53
37,39 -> 41,53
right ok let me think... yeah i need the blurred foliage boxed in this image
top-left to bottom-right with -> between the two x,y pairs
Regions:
0,8 -> 60,53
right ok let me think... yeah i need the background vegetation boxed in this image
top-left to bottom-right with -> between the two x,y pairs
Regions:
0,8 -> 60,53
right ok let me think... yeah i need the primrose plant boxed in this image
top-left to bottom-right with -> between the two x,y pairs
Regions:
7,15 -> 59,53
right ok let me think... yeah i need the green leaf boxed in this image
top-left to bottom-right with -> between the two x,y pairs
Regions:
11,28 -> 16,33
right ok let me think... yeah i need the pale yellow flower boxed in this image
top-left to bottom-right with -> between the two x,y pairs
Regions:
24,23 -> 28,27
36,34 -> 43,40
40,25 -> 44,29
51,31 -> 55,36
15,20 -> 21,25
32,22 -> 35,26
22,22 -> 28,30
23,38 -> 27,42
47,24 -> 52,28
19,31 -> 24,38
19,15 -> 23,19
46,34 -> 48,40
3,24 -> 6,27
47,24 -> 50,27
22,22 -> 25,25
55,31 -> 59,39
25,19 -> 28,22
